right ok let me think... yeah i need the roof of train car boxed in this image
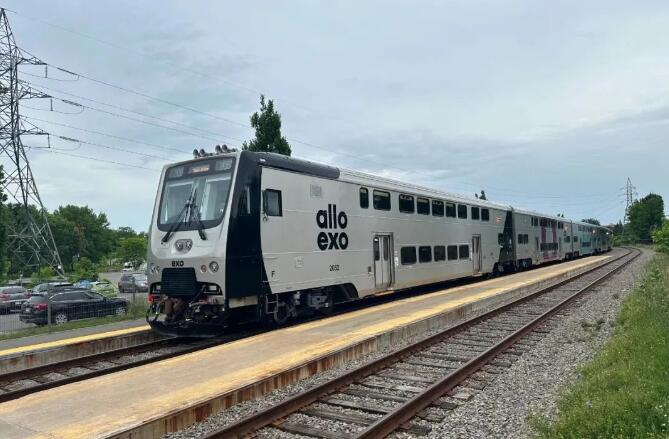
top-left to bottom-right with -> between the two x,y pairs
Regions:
169,151 -> 609,230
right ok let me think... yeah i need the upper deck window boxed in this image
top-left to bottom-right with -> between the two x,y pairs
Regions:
158,157 -> 235,232
399,194 -> 415,213
417,198 -> 430,215
373,190 -> 391,210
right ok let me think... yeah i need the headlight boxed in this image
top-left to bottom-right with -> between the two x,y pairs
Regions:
200,264 -> 208,273
209,261 -> 219,272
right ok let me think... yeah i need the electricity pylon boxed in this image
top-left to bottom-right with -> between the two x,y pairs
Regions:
0,8 -> 63,275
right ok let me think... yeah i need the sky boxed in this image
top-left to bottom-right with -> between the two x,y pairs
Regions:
1,0 -> 668,231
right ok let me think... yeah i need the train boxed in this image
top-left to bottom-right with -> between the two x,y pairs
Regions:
145,148 -> 612,336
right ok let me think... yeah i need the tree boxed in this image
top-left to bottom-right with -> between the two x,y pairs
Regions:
72,257 -> 98,281
48,205 -> 114,269
474,190 -> 487,200
627,193 -> 665,242
242,95 -> 292,156
652,220 -> 669,254
117,236 -> 148,268
581,218 -> 601,226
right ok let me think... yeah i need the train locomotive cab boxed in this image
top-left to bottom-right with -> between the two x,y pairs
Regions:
146,149 -> 344,337
146,150 -> 248,336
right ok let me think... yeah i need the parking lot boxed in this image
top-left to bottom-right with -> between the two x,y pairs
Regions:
0,273 -> 149,334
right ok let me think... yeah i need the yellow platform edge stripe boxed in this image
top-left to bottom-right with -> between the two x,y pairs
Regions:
0,325 -> 150,358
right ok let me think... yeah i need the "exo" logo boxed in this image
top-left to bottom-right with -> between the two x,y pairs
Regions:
316,204 -> 349,251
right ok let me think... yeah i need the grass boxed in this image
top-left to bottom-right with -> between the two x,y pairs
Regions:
0,301 -> 147,342
533,254 -> 669,439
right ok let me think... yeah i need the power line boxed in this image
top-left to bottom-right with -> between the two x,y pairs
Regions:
22,86 -> 244,146
23,115 -> 191,154
5,6 -> 318,113
24,81 -> 247,144
31,147 -> 161,171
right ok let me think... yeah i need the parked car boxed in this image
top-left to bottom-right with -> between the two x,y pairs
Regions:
0,286 -> 29,314
19,290 -> 129,325
32,282 -> 74,295
90,281 -> 117,298
118,273 -> 148,294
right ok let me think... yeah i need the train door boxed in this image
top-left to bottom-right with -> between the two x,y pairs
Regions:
373,234 -> 393,290
534,237 -> 539,262
472,235 -> 481,273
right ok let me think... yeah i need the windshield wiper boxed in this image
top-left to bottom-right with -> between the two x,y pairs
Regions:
161,189 -> 197,243
187,201 -> 207,241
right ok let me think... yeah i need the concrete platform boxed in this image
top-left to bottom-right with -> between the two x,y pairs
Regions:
0,252 -> 616,439
0,320 -> 153,375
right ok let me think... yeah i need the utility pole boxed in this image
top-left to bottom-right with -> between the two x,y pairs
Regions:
0,9 -> 63,276
623,177 -> 636,224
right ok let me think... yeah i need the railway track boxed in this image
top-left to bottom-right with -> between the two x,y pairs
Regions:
0,257 -> 562,404
0,332 -> 258,403
204,248 -> 639,439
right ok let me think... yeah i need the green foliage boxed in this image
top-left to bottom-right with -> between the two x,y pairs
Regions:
652,220 -> 669,254
72,256 -> 98,281
242,94 -> 292,156
117,236 -> 148,268
48,205 -> 114,269
581,218 -> 601,226
535,255 -> 669,438
628,193 -> 665,242
30,266 -> 55,284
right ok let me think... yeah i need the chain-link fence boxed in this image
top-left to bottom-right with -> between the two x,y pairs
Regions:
0,286 -> 147,337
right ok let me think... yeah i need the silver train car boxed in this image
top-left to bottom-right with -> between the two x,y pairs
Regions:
145,150 -> 612,336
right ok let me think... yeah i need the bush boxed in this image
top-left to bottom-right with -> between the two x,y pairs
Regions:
652,219 -> 669,254
72,257 -> 99,281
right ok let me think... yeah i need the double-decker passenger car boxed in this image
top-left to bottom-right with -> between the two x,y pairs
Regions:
146,149 -> 611,336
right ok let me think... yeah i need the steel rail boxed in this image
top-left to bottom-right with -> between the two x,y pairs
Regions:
354,247 -> 639,438
204,248 -> 637,439
0,331 -> 259,403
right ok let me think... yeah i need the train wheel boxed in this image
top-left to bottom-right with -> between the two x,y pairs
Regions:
268,297 -> 296,326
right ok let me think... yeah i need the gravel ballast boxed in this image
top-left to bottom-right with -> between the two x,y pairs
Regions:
424,248 -> 652,439
163,249 -> 649,439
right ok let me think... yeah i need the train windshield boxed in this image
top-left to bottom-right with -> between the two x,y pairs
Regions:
158,158 -> 235,231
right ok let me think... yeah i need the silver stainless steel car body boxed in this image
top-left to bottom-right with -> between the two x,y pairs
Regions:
145,150 -> 612,336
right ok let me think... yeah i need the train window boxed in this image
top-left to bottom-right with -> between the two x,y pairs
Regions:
459,244 -> 470,259
360,188 -> 369,209
373,190 -> 391,210
446,202 -> 456,218
540,218 -> 547,227
434,245 -> 446,261
447,245 -> 458,260
417,198 -> 430,215
565,236 -> 571,243
558,222 -> 563,229
481,208 -> 490,221
419,246 -> 432,263
471,207 -> 480,220
399,194 -> 415,213
574,236 -> 578,242
263,189 -> 282,216
373,238 -> 380,261
457,204 -> 468,219
518,234 -> 523,244
432,200 -> 444,217
401,247 -> 417,265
